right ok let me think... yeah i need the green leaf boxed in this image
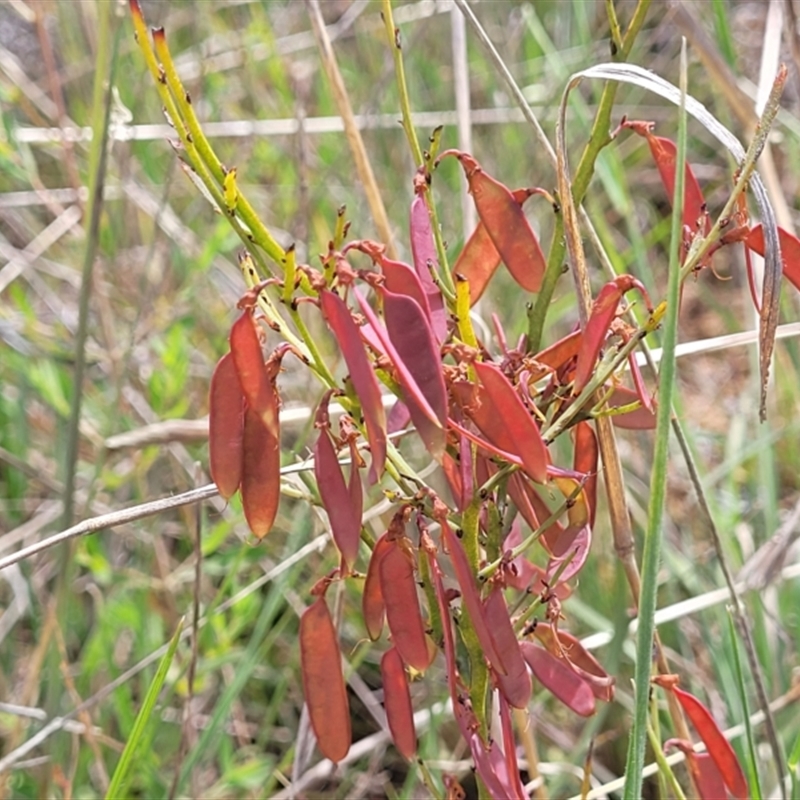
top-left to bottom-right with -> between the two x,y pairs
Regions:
105,617 -> 184,800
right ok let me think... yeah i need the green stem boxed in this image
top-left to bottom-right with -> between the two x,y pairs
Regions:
151,31 -> 286,266
622,39 -> 687,800
381,0 -> 455,298
380,0 -> 423,166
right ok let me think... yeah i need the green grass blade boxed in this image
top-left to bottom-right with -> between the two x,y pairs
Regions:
623,38 -> 688,799
727,610 -> 763,799
105,616 -> 185,800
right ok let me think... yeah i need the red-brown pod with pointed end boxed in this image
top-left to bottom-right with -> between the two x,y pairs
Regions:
473,361 -> 549,484
314,425 -> 361,568
533,329 -> 583,372
438,150 -> 545,293
230,310 -> 278,436
240,404 -> 280,539
573,275 -> 651,395
379,538 -> 431,672
521,641 -> 596,717
354,288 -> 445,460
409,193 -> 447,341
621,120 -> 709,240
209,352 -> 244,500
363,532 -> 392,640
319,289 -> 387,480
497,693 -> 528,799
300,595 -> 351,763
669,685 -> 748,800
746,223 -> 800,292
484,585 -> 531,708
380,646 -> 417,760
381,286 -> 447,458
453,188 -> 538,305
573,422 -> 598,528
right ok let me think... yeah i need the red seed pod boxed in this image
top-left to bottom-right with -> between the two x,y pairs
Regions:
573,422 -> 598,528
533,623 -> 614,702
363,532 -> 392,640
208,352 -> 244,501
438,150 -> 545,293
484,586 -> 531,708
381,286 -> 447,458
620,119 -> 709,240
344,239 -> 433,326
521,641 -> 596,717
409,194 -> 447,342
380,646 -> 417,760
605,386 -> 658,429
379,538 -> 431,672
545,524 -> 592,585
573,275 -> 652,396
473,361 -> 549,484
240,404 -> 280,539
354,288 -> 445,459
453,188 -> 539,305
497,692 -> 528,799
319,289 -> 387,481
314,424 -> 361,569
229,310 -> 278,437
299,595 -> 351,763
670,685 -> 748,800
746,223 -> 800,292
533,329 -> 583,373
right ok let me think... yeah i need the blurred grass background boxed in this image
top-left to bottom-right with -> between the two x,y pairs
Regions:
1,1 -> 799,797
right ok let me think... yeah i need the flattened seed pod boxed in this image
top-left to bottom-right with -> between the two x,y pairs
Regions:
299,596 -> 351,763
380,646 -> 417,760
379,540 -> 431,672
208,352 -> 244,500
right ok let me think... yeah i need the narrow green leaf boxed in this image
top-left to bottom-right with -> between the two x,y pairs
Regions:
727,610 -> 763,800
106,617 -> 185,800
623,38 -> 688,800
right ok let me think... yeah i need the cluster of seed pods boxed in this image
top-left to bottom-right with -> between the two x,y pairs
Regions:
617,117 -> 800,294
206,151 -> 760,794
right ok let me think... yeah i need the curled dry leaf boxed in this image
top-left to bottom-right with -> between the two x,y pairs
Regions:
299,595 -> 351,764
